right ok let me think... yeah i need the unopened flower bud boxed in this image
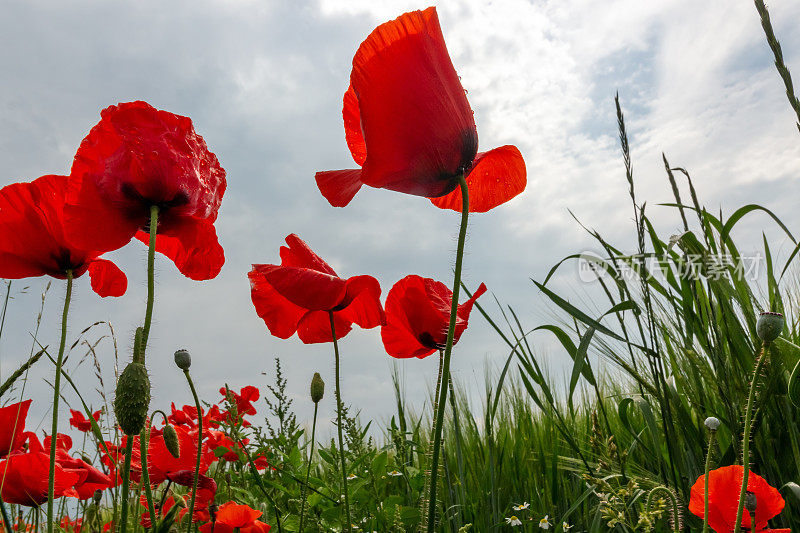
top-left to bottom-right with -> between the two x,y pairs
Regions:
209,502 -> 219,520
744,491 -> 757,513
174,349 -> 192,370
114,362 -> 151,436
93,489 -> 103,505
704,417 -> 720,431
756,312 -> 783,343
163,423 -> 181,458
310,372 -> 325,404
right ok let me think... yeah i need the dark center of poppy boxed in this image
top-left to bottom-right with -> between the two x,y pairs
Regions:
418,332 -> 446,350
53,248 -> 82,274
120,183 -> 191,231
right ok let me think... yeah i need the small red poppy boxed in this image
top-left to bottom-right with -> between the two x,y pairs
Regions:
69,409 -> 101,433
198,501 -> 270,533
0,175 -> 127,296
689,465 -> 789,532
65,101 -> 226,280
248,234 -> 385,343
382,275 -> 487,359
148,426 -> 215,485
220,385 -> 260,417
0,400 -> 31,458
315,7 -> 526,213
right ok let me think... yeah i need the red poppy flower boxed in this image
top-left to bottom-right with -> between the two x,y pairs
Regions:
0,400 -> 31,458
220,386 -> 259,417
198,501 -> 270,533
53,446 -> 113,500
69,409 -> 101,433
168,403 -> 225,429
65,101 -> 226,280
0,433 -> 80,506
249,234 -> 385,343
315,7 -> 526,213
148,426 -> 215,485
689,465 -> 789,532
0,175 -> 127,296
381,275 -> 487,359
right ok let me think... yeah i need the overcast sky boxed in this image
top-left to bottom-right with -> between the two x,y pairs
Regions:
2,0 -> 799,441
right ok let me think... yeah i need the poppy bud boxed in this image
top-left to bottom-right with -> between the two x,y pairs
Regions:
113,362 -> 151,436
174,349 -> 192,370
163,423 -> 181,458
208,502 -> 218,520
704,417 -> 720,431
756,311 -> 783,343
744,490 -> 757,513
93,489 -> 102,505
310,372 -> 325,404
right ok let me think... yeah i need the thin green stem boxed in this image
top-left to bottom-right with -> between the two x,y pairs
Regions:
329,311 -> 351,533
0,498 -> 12,533
140,424 -> 157,530
646,486 -> 679,533
141,205 -> 159,357
702,431 -> 717,533
183,370 -> 203,533
299,402 -> 319,533
117,437 -> 135,533
47,271 -> 73,533
734,344 -> 768,530
427,174 -> 469,533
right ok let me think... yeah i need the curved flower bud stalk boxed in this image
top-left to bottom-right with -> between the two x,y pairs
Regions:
301,373 -> 325,533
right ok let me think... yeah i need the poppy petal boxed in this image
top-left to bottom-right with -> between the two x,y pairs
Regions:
430,145 -> 526,213
87,259 -> 128,297
279,234 -> 337,276
349,7 -> 478,198
315,169 -> 364,208
381,320 -> 433,359
297,310 -> 353,344
343,85 -> 366,166
453,282 -> 487,343
134,216 -> 224,281
261,266 -> 347,311
249,267 -> 307,339
337,275 -> 386,329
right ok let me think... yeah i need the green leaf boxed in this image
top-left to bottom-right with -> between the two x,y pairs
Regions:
781,482 -> 800,503
789,359 -> 800,409
569,326 -> 596,407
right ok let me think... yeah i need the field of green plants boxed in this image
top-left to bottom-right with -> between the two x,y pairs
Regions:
2,1 -> 800,532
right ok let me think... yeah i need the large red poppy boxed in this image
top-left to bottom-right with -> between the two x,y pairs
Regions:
0,400 -> 31,458
315,7 -> 526,213
0,175 -> 126,296
381,275 -> 487,359
689,465 -> 789,532
46,434 -> 113,500
198,501 -> 271,533
0,433 -> 80,506
65,101 -> 226,280
249,234 -> 385,343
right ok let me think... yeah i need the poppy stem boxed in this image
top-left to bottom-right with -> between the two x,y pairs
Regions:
734,343 -> 769,531
141,205 -> 159,357
47,270 -> 72,533
427,174 -> 469,533
140,423 -> 157,530
182,369 -> 203,533
329,311 -> 351,533
117,436 -> 135,533
702,429 -> 717,533
299,401 -> 319,533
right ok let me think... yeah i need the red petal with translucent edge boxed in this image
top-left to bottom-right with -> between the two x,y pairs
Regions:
0,400 -> 31,458
249,267 -> 307,339
134,216 -> 224,281
381,320 -> 433,359
343,85 -> 366,166
348,7 -> 478,198
297,310 -> 353,344
215,501 -> 262,527
453,283 -> 487,343
261,266 -> 347,311
315,169 -> 365,208
0,449 -> 80,506
87,259 -> 128,297
279,234 -> 337,276
430,145 -> 526,213
336,275 -> 386,329
688,465 -> 785,531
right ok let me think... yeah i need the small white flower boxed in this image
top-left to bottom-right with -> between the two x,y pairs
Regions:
562,523 -> 573,531
512,502 -> 530,511
539,515 -> 551,529
388,470 -> 403,477
505,516 -> 522,526
347,473 -> 357,480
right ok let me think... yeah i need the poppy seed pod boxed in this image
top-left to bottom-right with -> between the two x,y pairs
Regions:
704,417 -> 720,431
756,311 -> 783,343
744,491 -> 757,513
174,349 -> 192,370
113,362 -> 151,436
163,423 -> 181,458
93,489 -> 102,505
311,372 -> 325,403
